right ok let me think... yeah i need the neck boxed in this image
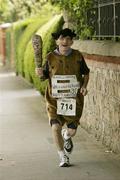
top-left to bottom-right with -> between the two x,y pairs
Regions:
59,50 -> 67,55
58,47 -> 71,56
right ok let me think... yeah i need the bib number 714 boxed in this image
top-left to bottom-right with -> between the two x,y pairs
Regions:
57,98 -> 76,116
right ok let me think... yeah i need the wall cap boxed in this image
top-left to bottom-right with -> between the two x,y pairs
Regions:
72,40 -> 120,57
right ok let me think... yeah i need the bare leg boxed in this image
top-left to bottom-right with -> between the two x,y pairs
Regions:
51,123 -> 64,151
67,128 -> 77,138
51,123 -> 71,167
61,128 -> 77,155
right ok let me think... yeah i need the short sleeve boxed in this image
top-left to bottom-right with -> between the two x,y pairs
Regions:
80,56 -> 90,75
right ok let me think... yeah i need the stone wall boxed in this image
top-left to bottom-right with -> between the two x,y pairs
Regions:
72,40 -> 120,153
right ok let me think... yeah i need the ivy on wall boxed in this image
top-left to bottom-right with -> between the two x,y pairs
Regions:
50,0 -> 94,39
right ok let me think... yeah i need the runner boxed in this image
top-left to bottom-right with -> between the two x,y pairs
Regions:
35,28 -> 90,167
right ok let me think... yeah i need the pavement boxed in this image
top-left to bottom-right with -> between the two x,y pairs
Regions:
0,67 -> 120,180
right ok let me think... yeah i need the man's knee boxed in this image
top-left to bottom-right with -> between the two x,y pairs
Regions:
50,119 -> 60,126
67,128 -> 77,137
67,122 -> 78,137
51,120 -> 62,133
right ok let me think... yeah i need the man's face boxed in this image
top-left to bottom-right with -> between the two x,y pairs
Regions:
56,35 -> 73,53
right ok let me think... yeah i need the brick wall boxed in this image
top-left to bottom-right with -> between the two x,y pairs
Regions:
72,40 -> 120,153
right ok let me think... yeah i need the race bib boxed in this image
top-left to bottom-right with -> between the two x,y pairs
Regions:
52,75 -> 80,98
57,98 -> 76,116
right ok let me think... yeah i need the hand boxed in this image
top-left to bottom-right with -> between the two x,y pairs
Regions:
80,87 -> 88,96
35,67 -> 43,77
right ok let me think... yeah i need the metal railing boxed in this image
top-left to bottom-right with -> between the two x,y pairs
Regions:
88,0 -> 120,39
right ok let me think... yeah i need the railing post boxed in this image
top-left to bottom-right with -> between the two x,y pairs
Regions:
98,2 -> 101,40
113,0 -> 116,40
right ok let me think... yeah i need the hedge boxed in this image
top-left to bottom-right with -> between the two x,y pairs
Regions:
23,15 -> 64,95
16,17 -> 51,76
5,3 -> 61,71
5,19 -> 32,67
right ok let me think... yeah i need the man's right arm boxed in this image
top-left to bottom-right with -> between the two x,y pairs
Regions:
35,60 -> 49,80
35,67 -> 43,76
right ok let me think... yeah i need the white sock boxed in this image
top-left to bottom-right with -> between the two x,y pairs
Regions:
63,129 -> 71,140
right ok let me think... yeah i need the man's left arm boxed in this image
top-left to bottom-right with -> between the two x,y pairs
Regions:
80,73 -> 89,96
79,55 -> 90,96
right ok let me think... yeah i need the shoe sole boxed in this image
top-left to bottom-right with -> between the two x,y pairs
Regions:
59,163 -> 70,167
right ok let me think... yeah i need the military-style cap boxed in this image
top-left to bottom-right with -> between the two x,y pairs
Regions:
52,28 -> 76,40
